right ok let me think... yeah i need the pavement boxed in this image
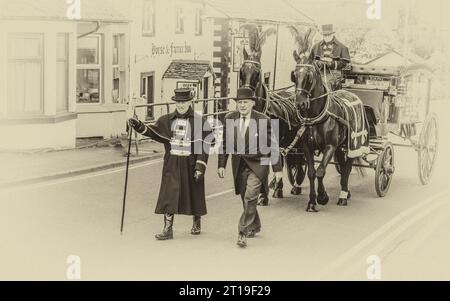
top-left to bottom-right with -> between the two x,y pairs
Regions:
0,137 -> 165,189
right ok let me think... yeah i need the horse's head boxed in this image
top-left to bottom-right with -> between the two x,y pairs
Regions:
291,50 -> 318,111
239,48 -> 262,91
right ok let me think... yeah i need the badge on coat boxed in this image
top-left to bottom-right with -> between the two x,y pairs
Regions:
170,118 -> 192,156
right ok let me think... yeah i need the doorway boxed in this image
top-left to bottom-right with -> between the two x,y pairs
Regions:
141,72 -> 154,121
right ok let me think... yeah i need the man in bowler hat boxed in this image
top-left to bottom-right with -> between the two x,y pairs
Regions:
218,87 -> 282,248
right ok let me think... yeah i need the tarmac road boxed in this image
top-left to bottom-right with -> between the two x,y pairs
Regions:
0,102 -> 449,281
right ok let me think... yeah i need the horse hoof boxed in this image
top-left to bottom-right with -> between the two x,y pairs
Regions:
337,198 -> 348,206
272,189 -> 283,199
317,193 -> 329,205
347,191 -> 352,200
306,204 -> 319,213
291,186 -> 302,195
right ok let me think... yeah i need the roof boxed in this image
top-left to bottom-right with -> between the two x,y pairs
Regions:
163,60 -> 214,81
204,0 -> 315,25
0,0 -> 128,22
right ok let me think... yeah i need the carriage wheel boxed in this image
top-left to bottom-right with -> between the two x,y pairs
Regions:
285,154 -> 307,187
418,113 -> 439,185
375,143 -> 395,197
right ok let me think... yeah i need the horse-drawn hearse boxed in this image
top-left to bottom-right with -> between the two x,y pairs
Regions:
125,24 -> 439,214
274,62 -> 438,201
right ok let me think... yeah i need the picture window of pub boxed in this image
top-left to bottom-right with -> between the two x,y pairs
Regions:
77,34 -> 102,104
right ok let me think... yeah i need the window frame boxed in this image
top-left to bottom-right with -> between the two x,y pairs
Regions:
56,33 -> 69,113
195,8 -> 203,36
142,0 -> 156,37
7,33 -> 44,117
76,34 -> 103,105
175,6 -> 184,34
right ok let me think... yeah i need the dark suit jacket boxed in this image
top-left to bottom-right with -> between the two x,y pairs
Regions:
218,110 -> 283,195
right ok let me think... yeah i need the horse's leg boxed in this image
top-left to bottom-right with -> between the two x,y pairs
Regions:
335,148 -> 353,206
272,154 -> 284,199
304,145 -> 318,212
316,144 -> 336,206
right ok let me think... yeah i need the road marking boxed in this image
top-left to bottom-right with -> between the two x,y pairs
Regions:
0,159 -> 164,192
314,188 -> 450,280
338,193 -> 450,279
124,189 -> 235,227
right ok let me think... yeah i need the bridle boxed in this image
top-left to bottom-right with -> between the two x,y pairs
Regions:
241,60 -> 261,91
295,64 -> 316,99
293,62 -> 333,125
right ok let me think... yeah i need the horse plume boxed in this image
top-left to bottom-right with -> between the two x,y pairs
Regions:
289,26 -> 315,56
240,23 -> 277,54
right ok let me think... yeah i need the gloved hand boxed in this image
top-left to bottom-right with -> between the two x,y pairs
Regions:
326,61 -> 335,70
316,60 -> 325,70
194,170 -> 204,183
128,118 -> 145,133
217,168 -> 225,179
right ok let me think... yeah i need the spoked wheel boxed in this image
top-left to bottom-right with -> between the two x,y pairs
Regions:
285,153 -> 307,187
418,113 -> 439,185
375,143 -> 395,197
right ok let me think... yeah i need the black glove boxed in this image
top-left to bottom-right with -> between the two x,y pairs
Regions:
128,118 -> 145,133
316,60 -> 325,70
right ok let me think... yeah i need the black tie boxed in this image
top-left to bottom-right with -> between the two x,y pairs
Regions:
240,117 -> 247,137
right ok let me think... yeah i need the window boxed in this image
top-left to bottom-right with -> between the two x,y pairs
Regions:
195,8 -> 203,36
112,34 -> 125,104
175,6 -> 184,34
57,34 -> 69,112
77,35 -> 102,104
142,0 -> 155,36
7,34 -> 44,116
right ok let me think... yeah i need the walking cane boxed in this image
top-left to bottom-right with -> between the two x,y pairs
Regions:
120,98 -> 137,234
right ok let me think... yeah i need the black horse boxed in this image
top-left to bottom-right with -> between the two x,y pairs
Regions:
240,48 -> 305,198
291,50 -> 356,212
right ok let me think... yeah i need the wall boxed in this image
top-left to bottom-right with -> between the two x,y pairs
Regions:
127,0 -> 215,120
0,19 -> 78,150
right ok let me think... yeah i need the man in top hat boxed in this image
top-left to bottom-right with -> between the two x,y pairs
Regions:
309,24 -> 351,91
217,87 -> 282,248
128,89 -> 214,240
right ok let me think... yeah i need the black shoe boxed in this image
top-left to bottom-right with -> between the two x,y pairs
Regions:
155,214 -> 174,240
191,216 -> 201,235
237,233 -> 247,248
247,228 -> 261,238
257,193 -> 269,206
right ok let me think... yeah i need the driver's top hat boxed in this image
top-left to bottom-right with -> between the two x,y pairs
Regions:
321,24 -> 335,35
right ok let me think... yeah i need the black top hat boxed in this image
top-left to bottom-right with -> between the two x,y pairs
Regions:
234,87 -> 256,101
321,24 -> 335,35
171,88 -> 195,102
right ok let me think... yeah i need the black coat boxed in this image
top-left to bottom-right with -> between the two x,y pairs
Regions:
310,38 -> 351,70
218,110 -> 283,195
139,107 -> 213,216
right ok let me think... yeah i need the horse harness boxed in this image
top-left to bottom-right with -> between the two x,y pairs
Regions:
281,64 -> 350,156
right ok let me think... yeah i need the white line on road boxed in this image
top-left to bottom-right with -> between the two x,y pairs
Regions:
338,192 -> 450,279
0,159 -> 164,193
314,188 -> 450,280
124,188 -> 235,227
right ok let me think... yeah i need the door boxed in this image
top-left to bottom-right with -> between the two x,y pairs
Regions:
141,72 -> 154,121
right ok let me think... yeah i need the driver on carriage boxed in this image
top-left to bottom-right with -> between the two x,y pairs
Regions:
309,24 -> 351,91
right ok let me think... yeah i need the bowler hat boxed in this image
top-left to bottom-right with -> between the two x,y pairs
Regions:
234,87 -> 256,101
171,88 -> 194,102
321,24 -> 335,35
